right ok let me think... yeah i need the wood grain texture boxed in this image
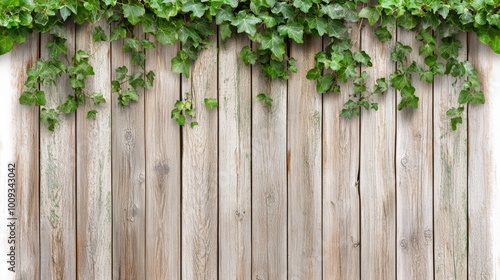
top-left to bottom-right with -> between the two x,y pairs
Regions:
322,28 -> 361,279
75,21 -> 112,280
181,30 -> 218,280
218,34 -> 252,280
396,28 -> 433,279
111,28 -> 146,280
360,23 -> 396,280
251,52 -> 288,280
40,23 -> 76,280
11,33 -> 40,280
287,37 -> 322,280
145,41 -> 181,280
468,33 -> 500,280
433,33 -> 468,279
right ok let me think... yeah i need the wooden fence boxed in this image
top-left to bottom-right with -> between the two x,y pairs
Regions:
0,21 -> 499,279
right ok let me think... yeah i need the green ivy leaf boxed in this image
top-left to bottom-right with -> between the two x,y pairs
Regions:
204,98 -> 218,109
87,110 -> 97,119
171,50 -> 191,77
231,12 -> 262,36
293,0 -> 312,13
90,93 -> 106,105
375,26 -> 392,41
40,108 -> 59,131
116,66 -> 128,81
122,3 -> 145,25
256,93 -> 273,106
260,32 -> 286,60
240,46 -> 257,65
316,74 -> 334,94
353,51 -> 372,67
19,91 -> 35,105
359,7 -> 380,26
182,1 -> 208,18
277,21 -> 304,43
439,37 -> 462,59
93,26 -> 107,42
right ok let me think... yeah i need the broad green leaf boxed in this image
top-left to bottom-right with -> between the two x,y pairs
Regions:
231,12 -> 262,36
182,1 -> 208,18
277,22 -> 304,43
171,50 -> 191,77
240,46 -> 257,65
90,93 -> 106,105
87,110 -> 97,119
359,7 -> 380,26
260,32 -> 286,60
19,91 -> 34,105
204,98 -> 218,109
122,3 -> 145,25
375,26 -> 392,41
293,0 -> 312,13
353,51 -> 372,66
93,26 -> 107,42
321,3 -> 345,20
316,74 -> 334,93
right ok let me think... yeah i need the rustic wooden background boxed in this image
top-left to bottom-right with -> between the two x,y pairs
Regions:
1,21 -> 499,279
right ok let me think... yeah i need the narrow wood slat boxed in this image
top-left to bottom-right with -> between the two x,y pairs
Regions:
145,41 -> 181,279
12,33 -> 40,280
40,23 -> 76,279
288,37 -> 322,280
396,28 -> 433,279
182,31 -> 218,280
218,34 -> 252,280
433,33 -> 467,279
111,28 -> 146,279
75,21 -> 112,280
0,33 -> 39,280
360,23 -> 396,280
468,33 -> 500,279
322,27 -> 361,279
251,46 -> 287,280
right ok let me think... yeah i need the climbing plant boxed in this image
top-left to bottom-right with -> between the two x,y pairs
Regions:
1,0 -> 498,131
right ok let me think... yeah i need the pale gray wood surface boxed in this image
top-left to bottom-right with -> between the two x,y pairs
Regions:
360,23 -> 396,280
322,29 -> 361,279
288,37 -> 323,280
433,33 -> 468,279
40,23 -> 76,280
75,21 -> 112,280
11,33 -> 40,280
396,28 -> 434,279
251,47 -> 288,280
111,28 -> 146,280
181,30 -> 218,280
145,40 -> 181,279
468,33 -> 500,280
218,34 -> 252,280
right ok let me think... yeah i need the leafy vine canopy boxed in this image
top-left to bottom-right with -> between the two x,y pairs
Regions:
1,0 -> 498,130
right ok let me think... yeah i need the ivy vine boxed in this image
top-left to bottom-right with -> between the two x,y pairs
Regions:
1,0 -> 498,131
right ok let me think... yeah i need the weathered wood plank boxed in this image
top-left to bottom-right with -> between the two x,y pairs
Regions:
360,23 -> 396,279
322,28 -> 361,279
181,31 -> 218,280
0,33 -> 39,280
12,33 -> 40,280
433,33 -> 468,279
396,28 -> 433,279
251,48 -> 287,280
75,21 -> 112,280
468,33 -> 500,279
40,23 -> 76,280
218,34 -> 251,280
111,28 -> 146,279
145,41 -> 181,279
288,37 -> 322,280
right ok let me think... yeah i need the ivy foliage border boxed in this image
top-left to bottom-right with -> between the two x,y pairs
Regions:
1,0 -> 498,131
